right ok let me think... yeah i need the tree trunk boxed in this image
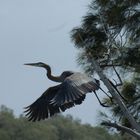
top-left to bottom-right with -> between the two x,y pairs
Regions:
91,59 -> 140,132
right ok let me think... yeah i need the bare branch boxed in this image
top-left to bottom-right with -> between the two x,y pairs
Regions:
112,63 -> 123,87
100,64 -> 121,68
101,121 -> 140,139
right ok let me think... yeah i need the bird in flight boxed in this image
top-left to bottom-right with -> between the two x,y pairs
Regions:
24,62 -> 109,122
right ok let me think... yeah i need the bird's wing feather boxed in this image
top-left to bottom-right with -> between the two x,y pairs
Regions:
24,85 -> 61,122
50,73 -> 99,106
24,84 -> 81,122
24,73 -> 100,121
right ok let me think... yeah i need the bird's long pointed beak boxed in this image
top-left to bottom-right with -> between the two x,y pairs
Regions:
24,63 -> 39,67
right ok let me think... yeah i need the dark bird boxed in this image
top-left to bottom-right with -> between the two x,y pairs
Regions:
24,62 -> 109,122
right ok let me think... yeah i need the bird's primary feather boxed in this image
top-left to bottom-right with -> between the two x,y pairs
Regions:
24,72 -> 99,121
24,85 -> 60,121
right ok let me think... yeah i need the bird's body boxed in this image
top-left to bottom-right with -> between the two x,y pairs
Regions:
24,62 -> 101,121
58,71 -> 74,82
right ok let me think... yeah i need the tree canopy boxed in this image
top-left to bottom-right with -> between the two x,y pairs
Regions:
71,0 -> 140,73
0,105 -> 121,140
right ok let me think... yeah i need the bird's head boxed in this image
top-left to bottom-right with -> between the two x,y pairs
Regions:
24,62 -> 48,68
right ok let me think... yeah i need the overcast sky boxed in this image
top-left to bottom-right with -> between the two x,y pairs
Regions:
0,0 -> 106,125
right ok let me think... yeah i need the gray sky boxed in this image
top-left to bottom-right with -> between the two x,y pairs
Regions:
0,0 -> 106,125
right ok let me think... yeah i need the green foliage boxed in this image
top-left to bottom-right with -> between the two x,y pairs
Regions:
121,82 -> 136,100
71,0 -> 140,73
0,105 -> 121,140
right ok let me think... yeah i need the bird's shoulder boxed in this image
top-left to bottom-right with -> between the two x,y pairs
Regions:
64,72 -> 93,85
60,71 -> 74,78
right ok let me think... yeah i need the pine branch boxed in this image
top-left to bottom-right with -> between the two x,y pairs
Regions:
100,64 -> 122,68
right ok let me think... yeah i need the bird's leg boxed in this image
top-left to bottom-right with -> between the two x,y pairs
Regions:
93,81 -> 113,103
94,91 -> 110,107
93,80 -> 113,99
98,87 -> 113,102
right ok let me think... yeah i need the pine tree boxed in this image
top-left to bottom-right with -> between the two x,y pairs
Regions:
71,0 -> 140,138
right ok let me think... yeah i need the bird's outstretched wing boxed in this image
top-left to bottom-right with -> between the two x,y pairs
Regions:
24,73 -> 100,121
50,72 -> 100,106
24,85 -> 61,122
24,84 -> 83,122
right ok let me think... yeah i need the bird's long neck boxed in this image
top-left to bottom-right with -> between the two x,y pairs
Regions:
44,64 -> 62,82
